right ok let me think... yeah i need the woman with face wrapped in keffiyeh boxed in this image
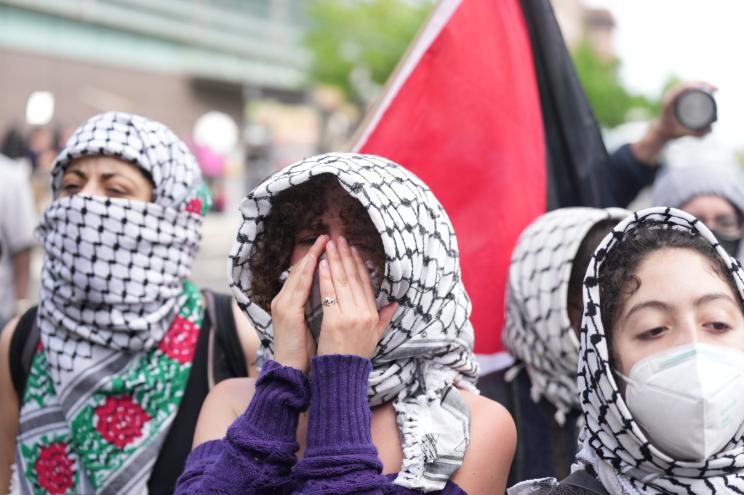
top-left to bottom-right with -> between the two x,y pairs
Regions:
479,207 -> 628,486
509,207 -> 744,495
174,153 -> 516,495
0,112 -> 260,495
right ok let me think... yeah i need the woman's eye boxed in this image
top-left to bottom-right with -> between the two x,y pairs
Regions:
717,217 -> 738,229
297,236 -> 318,245
62,183 -> 80,192
639,327 -> 667,340
704,321 -> 731,332
107,188 -> 127,197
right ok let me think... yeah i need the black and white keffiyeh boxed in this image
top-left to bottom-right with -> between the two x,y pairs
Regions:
503,207 -> 628,425
17,112 -> 210,494
575,207 -> 744,494
228,153 -> 479,492
39,111 -> 204,380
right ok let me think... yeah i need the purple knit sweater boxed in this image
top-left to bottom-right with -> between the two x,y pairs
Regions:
175,354 -> 467,494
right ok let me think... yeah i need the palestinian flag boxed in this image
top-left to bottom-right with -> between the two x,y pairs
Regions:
351,0 -> 607,358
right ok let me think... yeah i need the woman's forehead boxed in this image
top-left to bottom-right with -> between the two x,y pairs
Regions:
682,194 -> 738,217
625,248 -> 736,307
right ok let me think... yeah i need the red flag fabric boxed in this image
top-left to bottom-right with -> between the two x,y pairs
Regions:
353,0 -> 546,354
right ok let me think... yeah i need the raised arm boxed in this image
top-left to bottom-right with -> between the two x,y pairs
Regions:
597,81 -> 716,208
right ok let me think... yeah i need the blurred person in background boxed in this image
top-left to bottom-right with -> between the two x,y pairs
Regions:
0,112 -> 259,495
600,82 -> 715,208
1,126 -> 27,162
480,207 -> 628,486
25,127 -> 56,174
0,154 -> 36,329
175,153 -> 515,495
652,165 -> 744,259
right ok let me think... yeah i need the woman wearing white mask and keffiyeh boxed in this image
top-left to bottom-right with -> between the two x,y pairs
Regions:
175,153 -> 516,495
510,207 -> 744,495
0,112 -> 259,495
480,207 -> 628,486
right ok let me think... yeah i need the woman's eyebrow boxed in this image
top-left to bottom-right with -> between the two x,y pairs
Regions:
64,168 -> 87,180
694,293 -> 738,307
623,293 -> 739,323
100,172 -> 136,187
623,300 -> 671,322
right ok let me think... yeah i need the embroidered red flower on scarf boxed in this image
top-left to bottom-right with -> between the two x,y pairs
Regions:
95,396 -> 151,449
158,315 -> 199,364
35,442 -> 74,494
185,198 -> 203,215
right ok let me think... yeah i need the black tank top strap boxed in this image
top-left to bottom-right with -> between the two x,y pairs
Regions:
9,306 -> 39,402
204,289 -> 247,383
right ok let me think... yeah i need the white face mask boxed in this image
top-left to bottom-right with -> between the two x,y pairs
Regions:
620,343 -> 744,461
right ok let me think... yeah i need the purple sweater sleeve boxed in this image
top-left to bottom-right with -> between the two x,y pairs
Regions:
292,354 -> 386,494
174,360 -> 310,494
293,355 -> 467,495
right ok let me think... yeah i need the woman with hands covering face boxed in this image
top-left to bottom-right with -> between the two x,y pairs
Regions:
175,154 -> 516,495
272,233 -> 397,371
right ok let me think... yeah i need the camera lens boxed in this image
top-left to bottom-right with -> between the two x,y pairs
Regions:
674,88 -> 717,131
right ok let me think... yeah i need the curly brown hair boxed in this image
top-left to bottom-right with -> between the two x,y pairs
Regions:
598,226 -> 742,365
249,174 -> 385,311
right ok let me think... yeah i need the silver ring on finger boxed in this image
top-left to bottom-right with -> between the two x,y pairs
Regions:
322,296 -> 337,307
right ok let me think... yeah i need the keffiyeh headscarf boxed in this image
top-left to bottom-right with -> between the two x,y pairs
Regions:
16,112 -> 211,495
228,153 -> 479,492
503,207 -> 628,425
575,207 -> 744,494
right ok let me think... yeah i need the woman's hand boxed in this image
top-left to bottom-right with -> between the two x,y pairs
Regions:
271,235 -> 328,372
317,237 -> 398,358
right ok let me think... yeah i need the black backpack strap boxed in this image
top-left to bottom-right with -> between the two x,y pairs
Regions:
9,306 -> 40,403
203,290 -> 248,386
560,469 -> 609,495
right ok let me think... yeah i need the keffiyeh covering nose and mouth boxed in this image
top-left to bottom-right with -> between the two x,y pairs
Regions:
17,112 -> 211,495
228,153 -> 480,492
503,207 -> 629,426
575,207 -> 744,494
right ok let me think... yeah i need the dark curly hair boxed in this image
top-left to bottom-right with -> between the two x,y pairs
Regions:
249,174 -> 385,311
598,226 -> 742,364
